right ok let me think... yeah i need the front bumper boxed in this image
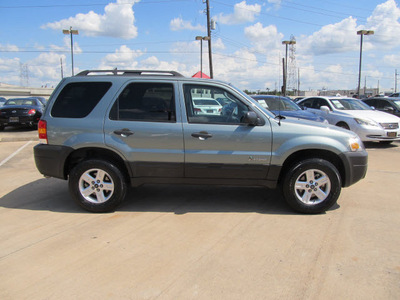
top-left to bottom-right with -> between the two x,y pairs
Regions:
353,127 -> 400,142
339,151 -> 368,187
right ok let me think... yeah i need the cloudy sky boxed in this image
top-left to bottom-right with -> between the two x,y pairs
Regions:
1,0 -> 400,93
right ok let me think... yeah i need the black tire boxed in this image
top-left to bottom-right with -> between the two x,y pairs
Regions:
336,122 -> 350,130
69,160 -> 127,213
282,158 -> 341,214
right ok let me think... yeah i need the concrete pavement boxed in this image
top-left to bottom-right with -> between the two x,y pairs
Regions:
0,130 -> 399,299
0,127 -> 38,142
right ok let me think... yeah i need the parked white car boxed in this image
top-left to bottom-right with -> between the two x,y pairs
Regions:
297,96 -> 400,144
192,98 -> 222,115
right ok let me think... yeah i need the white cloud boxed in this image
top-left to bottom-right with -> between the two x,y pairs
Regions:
216,1 -> 261,25
383,54 -> 400,66
42,0 -> 140,39
99,45 -> 145,69
244,22 -> 284,51
299,17 -> 359,56
212,38 -> 226,50
267,0 -> 282,9
0,44 -> 19,52
0,57 -> 20,73
170,17 -> 206,31
366,0 -> 400,47
29,52 -> 66,80
141,57 -> 189,73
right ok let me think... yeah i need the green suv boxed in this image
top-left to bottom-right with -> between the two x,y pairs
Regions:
34,70 -> 368,213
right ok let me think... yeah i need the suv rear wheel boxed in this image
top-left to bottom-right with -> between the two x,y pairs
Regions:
69,160 -> 127,212
282,158 -> 341,214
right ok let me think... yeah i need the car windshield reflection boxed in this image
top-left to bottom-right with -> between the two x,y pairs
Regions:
329,98 -> 373,110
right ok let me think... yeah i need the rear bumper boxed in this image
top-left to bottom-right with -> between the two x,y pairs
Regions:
34,144 -> 73,179
0,115 -> 40,126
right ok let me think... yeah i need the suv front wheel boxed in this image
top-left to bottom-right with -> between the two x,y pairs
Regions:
282,158 -> 341,214
69,160 -> 127,213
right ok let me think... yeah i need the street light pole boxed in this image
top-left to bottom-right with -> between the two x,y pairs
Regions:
63,26 -> 79,76
357,30 -> 374,98
195,36 -> 210,78
282,40 -> 296,96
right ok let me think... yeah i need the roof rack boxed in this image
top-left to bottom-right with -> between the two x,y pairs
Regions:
75,69 -> 184,77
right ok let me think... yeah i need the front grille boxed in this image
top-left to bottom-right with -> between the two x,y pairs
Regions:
380,123 -> 399,129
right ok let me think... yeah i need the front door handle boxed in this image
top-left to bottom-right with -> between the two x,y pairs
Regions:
114,128 -> 134,137
191,131 -> 213,140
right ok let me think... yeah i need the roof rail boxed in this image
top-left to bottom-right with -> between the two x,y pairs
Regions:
75,69 -> 184,77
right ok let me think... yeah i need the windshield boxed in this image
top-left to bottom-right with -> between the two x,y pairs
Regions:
393,100 -> 400,110
255,97 -> 300,111
329,98 -> 372,110
227,83 -> 276,118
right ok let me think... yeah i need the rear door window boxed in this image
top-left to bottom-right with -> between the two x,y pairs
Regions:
109,82 -> 176,122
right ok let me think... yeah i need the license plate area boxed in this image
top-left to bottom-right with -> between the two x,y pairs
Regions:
387,132 -> 397,138
9,117 -> 19,123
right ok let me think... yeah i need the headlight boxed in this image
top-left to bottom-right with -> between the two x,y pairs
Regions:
349,136 -> 363,152
354,118 -> 378,127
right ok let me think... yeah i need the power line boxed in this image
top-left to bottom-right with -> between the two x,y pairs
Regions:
0,0 -> 187,9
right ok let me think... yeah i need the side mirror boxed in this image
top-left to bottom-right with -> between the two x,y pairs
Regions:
320,106 -> 330,114
242,111 -> 259,126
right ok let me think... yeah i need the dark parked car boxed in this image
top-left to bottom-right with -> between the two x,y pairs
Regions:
29,96 -> 47,107
362,97 -> 400,117
0,97 -> 44,130
389,92 -> 400,97
251,95 -> 328,123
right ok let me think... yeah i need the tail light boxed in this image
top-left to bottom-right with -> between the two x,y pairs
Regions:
38,120 -> 48,144
28,109 -> 36,115
194,108 -> 201,114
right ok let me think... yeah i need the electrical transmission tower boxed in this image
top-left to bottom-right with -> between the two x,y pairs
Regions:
19,63 -> 29,87
287,35 -> 297,93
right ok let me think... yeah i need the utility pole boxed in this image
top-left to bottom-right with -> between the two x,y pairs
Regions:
282,58 -> 286,96
364,76 -> 367,96
60,58 -> 64,79
298,68 -> 300,96
395,69 -> 398,93
377,80 -> 380,95
205,0 -> 213,78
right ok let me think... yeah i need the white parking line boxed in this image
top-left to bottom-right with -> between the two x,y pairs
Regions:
0,141 -> 33,167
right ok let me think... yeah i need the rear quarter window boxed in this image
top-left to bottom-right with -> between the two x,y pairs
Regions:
51,82 -> 112,118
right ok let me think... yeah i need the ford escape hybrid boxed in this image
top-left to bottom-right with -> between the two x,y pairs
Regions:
34,70 -> 368,214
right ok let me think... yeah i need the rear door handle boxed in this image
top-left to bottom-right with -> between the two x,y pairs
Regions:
114,128 -> 134,137
191,131 -> 213,140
